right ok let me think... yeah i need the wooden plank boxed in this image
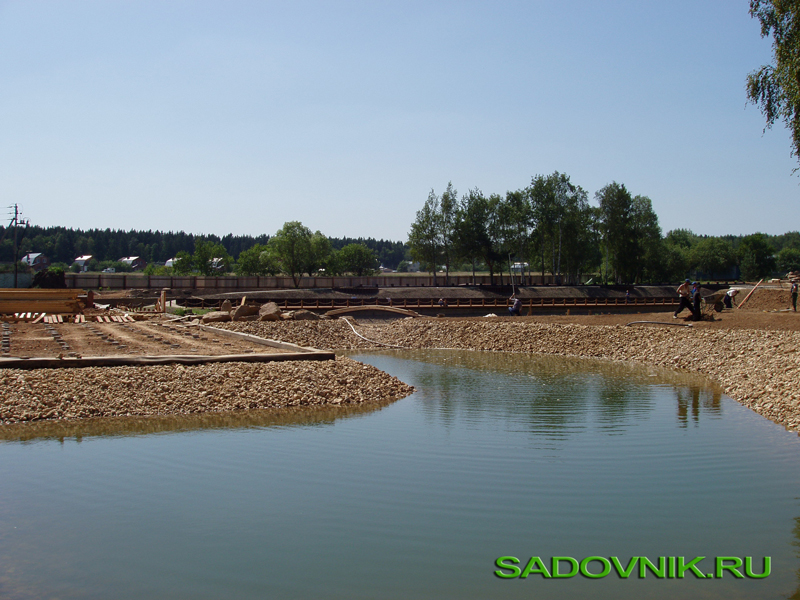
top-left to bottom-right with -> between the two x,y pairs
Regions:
0,289 -> 84,300
32,313 -> 46,324
0,300 -> 82,314
0,351 -> 335,370
57,315 -> 63,323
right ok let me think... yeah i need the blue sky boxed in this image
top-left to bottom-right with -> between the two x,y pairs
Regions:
0,1 -> 795,241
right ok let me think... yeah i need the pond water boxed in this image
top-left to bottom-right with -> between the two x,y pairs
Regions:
1,350 -> 799,599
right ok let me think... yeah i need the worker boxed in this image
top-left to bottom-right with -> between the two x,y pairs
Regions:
692,282 -> 702,321
792,281 -> 798,312
509,294 -> 522,316
673,279 -> 694,319
724,288 -> 738,309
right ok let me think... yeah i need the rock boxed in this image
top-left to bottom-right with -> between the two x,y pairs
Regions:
293,309 -> 321,321
231,304 -> 260,321
201,311 -> 232,323
220,300 -> 233,312
258,302 -> 283,322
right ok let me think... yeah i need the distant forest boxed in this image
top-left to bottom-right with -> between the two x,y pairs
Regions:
2,219 -> 799,283
0,225 -> 409,271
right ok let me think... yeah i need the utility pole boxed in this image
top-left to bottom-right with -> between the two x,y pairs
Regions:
12,204 -> 19,288
6,204 -> 28,288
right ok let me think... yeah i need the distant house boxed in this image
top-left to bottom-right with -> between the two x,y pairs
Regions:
511,262 -> 529,272
21,253 -> 50,272
73,255 -> 93,272
165,258 -> 176,268
210,257 -> 226,272
119,256 -> 147,271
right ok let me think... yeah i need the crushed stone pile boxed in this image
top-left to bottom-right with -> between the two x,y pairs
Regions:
0,356 -> 414,424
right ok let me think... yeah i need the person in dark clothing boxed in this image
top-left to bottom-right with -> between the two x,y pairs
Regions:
692,282 -> 702,321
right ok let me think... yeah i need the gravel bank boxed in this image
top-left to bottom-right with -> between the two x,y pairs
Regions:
219,318 -> 800,432
0,356 -> 414,424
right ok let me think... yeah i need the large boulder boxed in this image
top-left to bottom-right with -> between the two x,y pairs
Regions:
220,299 -> 233,313
231,304 -> 260,321
201,310 -> 232,323
258,302 -> 283,321
292,309 -> 321,321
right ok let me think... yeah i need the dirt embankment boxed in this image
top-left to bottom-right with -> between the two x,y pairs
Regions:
734,287 -> 797,312
0,357 -> 414,424
219,313 -> 800,432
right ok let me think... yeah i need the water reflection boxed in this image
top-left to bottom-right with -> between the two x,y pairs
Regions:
350,349 -> 725,441
2,349 -> 799,600
0,401 -> 391,444
675,386 -> 723,427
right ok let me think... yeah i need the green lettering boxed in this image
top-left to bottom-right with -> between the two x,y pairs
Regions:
520,556 -> 551,579
715,556 -> 744,578
551,556 -> 579,578
494,556 -> 521,579
639,556 -> 667,578
677,556 -> 706,578
580,556 -> 611,578
744,556 -> 771,579
611,556 -> 639,579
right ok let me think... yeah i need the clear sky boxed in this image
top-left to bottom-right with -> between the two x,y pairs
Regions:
0,0 -> 795,241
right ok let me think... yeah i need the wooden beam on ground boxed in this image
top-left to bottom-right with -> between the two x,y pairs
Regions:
325,305 -> 421,318
196,324 -> 322,353
0,351 -> 335,370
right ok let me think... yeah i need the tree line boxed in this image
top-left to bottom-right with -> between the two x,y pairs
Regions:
3,187 -> 798,285
407,172 -> 800,285
0,223 -> 408,276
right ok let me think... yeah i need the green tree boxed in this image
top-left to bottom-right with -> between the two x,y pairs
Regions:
172,251 -> 193,275
269,221 -> 313,287
439,182 -> 459,284
337,243 -> 378,276
596,182 -> 634,283
688,237 -> 736,278
193,239 -> 232,275
738,232 -> 777,279
629,195 -> 662,283
747,0 -> 800,168
408,191 -> 441,284
235,243 -> 279,276
455,188 -> 502,283
306,231 -> 332,276
776,246 -> 800,272
528,172 -> 595,284
502,188 -> 533,283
